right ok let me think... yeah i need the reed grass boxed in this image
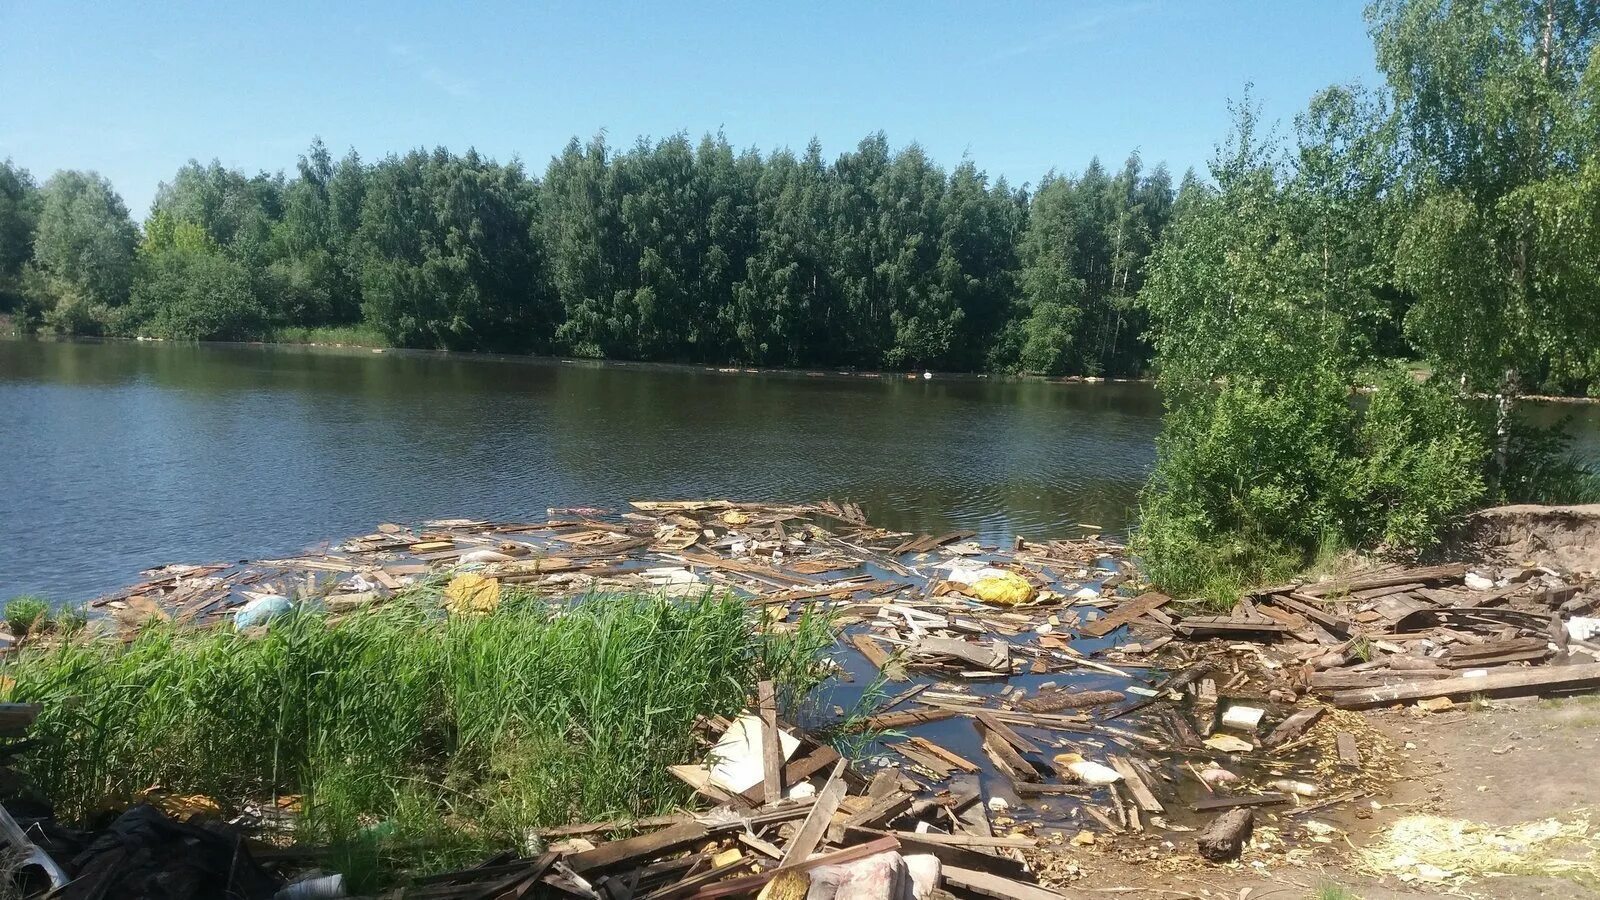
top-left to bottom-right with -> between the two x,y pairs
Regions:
0,588 -> 834,887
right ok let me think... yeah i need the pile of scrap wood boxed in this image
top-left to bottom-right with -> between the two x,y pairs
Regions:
21,499 -> 1600,891
72,500 -> 1127,638
0,703 -> 288,900
399,681 -> 1069,899
1158,561 -> 1600,710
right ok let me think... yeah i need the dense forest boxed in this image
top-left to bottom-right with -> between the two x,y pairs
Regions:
0,135 -> 1180,377
0,1 -> 1594,395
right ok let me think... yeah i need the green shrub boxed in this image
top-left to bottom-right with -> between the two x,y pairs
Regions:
1348,370 -> 1487,549
4,596 -> 50,638
1137,368 -> 1489,598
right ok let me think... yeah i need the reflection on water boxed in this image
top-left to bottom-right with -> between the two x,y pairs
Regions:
2,340 -> 1167,601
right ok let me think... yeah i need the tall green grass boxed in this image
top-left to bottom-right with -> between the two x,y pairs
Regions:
0,589 -> 833,886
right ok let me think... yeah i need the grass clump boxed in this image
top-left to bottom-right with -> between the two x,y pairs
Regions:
4,596 -> 50,639
0,589 -> 833,888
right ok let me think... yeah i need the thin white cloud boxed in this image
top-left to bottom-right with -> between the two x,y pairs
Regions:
988,1 -> 1160,63
388,42 -> 477,99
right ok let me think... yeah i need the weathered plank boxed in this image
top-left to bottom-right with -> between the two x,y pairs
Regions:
1262,706 -> 1324,748
1080,591 -> 1172,638
566,821 -> 709,874
1336,731 -> 1362,769
757,681 -> 783,806
1191,793 -> 1289,812
1298,564 -> 1467,598
1331,663 -> 1600,709
777,758 -> 850,866
1107,755 -> 1163,814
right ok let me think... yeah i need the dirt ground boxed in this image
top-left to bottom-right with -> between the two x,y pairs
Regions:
1037,694 -> 1600,899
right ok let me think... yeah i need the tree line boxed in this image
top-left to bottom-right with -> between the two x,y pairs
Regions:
0,135 -> 1182,377
1137,0 -> 1600,600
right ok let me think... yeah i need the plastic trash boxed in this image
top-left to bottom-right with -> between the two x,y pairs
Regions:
1053,753 -> 1122,785
275,874 -> 346,900
969,571 -> 1037,606
1269,779 -> 1320,797
1221,705 -> 1265,731
234,596 -> 292,629
1567,617 -> 1600,641
457,549 -> 516,565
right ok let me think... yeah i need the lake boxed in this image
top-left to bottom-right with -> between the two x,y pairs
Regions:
1,340 -> 1165,601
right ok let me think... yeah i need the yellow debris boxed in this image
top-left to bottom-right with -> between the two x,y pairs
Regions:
969,571 -> 1037,606
444,572 -> 501,616
721,510 -> 751,526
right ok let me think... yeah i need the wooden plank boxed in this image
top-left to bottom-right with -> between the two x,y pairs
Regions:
694,836 -> 898,899
1331,663 -> 1600,709
1012,781 -> 1094,797
856,706 -> 958,732
1350,582 -> 1425,601
1299,564 -> 1467,597
979,727 -> 1040,783
1018,688 -> 1125,713
537,813 -> 689,838
849,633 -> 892,669
757,681 -> 782,807
566,821 -> 709,874
777,759 -> 850,866
1336,731 -> 1362,769
840,791 -> 914,831
1080,592 -> 1172,637
886,742 -> 955,777
942,865 -> 1066,900
910,636 -> 1008,671
1269,594 -> 1353,634
842,828 -> 1029,880
1176,616 -> 1290,637
1262,706 -> 1324,748
907,735 -> 979,773
972,710 -> 1042,754
1107,755 -> 1163,814
884,830 -> 1034,850
1191,793 -> 1289,812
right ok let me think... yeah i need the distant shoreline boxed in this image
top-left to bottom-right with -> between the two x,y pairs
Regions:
3,331 -> 1157,387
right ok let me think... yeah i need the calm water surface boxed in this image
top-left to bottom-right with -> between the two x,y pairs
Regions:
2,340 -> 1168,601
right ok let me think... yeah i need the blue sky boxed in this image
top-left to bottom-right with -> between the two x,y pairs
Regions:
1,1 -> 1379,216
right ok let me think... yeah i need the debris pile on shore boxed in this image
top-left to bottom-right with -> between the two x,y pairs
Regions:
5,500 -> 1594,897
1246,561 -> 1600,709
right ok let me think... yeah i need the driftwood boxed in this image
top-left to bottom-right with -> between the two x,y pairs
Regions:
1196,808 -> 1255,862
1018,688 -> 1125,713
